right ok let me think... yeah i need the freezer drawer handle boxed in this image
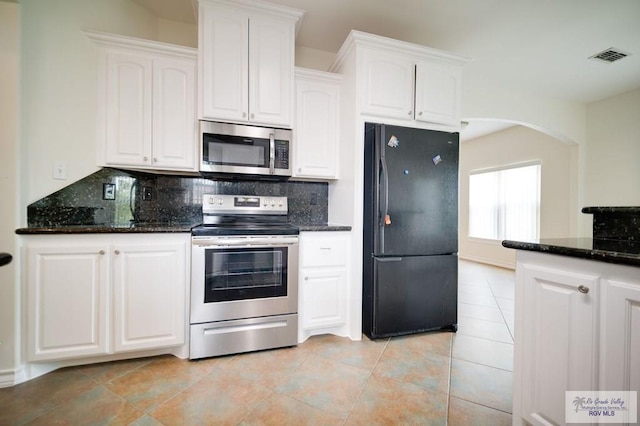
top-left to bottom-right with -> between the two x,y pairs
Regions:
374,257 -> 403,262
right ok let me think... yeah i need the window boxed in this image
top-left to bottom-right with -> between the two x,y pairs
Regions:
469,163 -> 541,241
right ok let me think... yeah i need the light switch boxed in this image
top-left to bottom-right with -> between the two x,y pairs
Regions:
52,161 -> 68,180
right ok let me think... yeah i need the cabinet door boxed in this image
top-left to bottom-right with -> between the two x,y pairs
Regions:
415,61 -> 461,126
199,3 -> 249,122
248,13 -> 295,127
520,264 -> 599,426
294,72 -> 340,179
104,51 -> 153,166
360,49 -> 415,121
26,244 -> 109,361
112,239 -> 187,352
300,268 -> 347,330
601,277 -> 640,395
152,56 -> 197,170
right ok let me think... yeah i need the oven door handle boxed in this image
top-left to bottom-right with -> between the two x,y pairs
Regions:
192,237 -> 299,247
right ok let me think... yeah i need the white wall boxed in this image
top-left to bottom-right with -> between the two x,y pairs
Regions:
19,0 -> 196,215
459,126 -> 578,268
584,88 -> 640,211
0,1 -> 19,380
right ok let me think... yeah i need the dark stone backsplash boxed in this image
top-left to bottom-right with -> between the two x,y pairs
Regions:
582,206 -> 640,241
27,168 -> 328,228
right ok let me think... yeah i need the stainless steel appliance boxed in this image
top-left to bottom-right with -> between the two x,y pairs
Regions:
190,194 -> 299,359
200,121 -> 292,178
363,123 -> 459,338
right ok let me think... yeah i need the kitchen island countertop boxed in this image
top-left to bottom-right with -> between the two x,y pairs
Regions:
502,237 -> 640,267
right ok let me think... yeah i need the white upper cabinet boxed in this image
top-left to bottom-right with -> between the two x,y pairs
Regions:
293,68 -> 341,179
89,31 -> 198,172
360,49 -> 416,121
198,0 -> 303,128
414,61 -> 462,126
334,31 -> 469,130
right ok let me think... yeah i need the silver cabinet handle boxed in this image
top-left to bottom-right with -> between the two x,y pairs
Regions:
143,156 -> 149,162
251,113 -> 255,119
578,285 -> 589,294
153,157 -> 157,163
304,276 -> 309,280
408,110 -> 412,116
114,250 -> 120,255
99,250 -> 105,255
242,112 -> 247,118
418,111 -> 423,116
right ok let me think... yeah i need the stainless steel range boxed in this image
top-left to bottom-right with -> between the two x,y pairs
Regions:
190,194 -> 299,359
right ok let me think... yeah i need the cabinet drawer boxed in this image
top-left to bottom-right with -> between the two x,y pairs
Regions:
301,236 -> 348,267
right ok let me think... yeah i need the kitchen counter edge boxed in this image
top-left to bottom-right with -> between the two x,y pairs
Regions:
502,238 -> 640,268
15,224 -> 196,234
16,223 -> 352,235
297,224 -> 352,232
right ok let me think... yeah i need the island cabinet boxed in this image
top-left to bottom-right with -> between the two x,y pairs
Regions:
349,32 -> 467,128
513,251 -> 640,426
198,0 -> 303,128
298,232 -> 351,342
23,234 -> 189,362
293,68 -> 341,180
87,31 -> 198,172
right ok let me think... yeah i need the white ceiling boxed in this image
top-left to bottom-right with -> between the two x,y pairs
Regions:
135,0 -> 640,140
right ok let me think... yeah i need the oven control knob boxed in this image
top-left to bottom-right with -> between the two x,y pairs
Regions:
208,197 -> 214,205
217,198 -> 223,205
271,200 -> 276,207
277,200 -> 283,206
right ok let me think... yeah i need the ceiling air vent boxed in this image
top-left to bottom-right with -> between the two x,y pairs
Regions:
589,47 -> 630,63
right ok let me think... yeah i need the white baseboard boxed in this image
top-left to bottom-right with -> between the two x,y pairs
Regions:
459,254 -> 515,270
0,366 -> 25,388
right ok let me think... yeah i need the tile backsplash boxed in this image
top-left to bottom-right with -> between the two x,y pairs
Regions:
28,168 -> 328,227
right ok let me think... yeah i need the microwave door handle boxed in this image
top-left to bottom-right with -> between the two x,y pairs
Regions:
269,132 -> 275,175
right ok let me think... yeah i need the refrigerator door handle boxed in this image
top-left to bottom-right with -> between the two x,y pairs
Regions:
380,155 -> 389,226
374,257 -> 403,262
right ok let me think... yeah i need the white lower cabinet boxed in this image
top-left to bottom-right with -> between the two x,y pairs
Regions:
298,231 -> 350,342
601,278 -> 640,394
513,251 -> 640,426
24,234 -> 189,362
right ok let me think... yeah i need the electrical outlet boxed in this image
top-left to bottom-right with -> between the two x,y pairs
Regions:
142,187 -> 153,201
52,161 -> 68,180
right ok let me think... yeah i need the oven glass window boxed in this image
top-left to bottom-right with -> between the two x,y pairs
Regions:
204,247 -> 288,302
203,134 -> 269,168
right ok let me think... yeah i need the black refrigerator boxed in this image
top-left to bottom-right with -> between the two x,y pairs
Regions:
363,122 -> 459,339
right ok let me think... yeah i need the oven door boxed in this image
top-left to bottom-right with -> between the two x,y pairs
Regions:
191,236 -> 299,324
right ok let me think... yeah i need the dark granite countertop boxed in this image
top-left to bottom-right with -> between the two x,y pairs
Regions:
16,222 -> 352,235
16,221 -> 199,235
296,224 -> 352,232
582,206 -> 640,214
0,253 -> 12,267
502,238 -> 640,267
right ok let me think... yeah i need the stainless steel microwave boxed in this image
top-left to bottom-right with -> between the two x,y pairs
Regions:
200,121 -> 292,178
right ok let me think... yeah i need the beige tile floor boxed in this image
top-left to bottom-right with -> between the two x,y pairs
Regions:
0,260 -> 515,425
